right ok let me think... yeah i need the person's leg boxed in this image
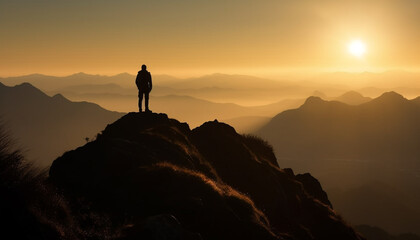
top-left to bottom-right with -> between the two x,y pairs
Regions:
145,92 -> 150,111
138,92 -> 143,112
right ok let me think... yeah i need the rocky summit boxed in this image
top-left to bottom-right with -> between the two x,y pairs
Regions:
50,112 -> 364,240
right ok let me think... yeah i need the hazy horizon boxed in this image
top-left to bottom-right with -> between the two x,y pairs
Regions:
2,68 -> 420,78
2,0 -> 420,77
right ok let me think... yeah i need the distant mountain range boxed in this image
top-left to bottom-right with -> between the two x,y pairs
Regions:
48,90 -> 372,130
0,82 -> 123,167
258,91 -> 420,170
0,72 -> 303,91
256,92 -> 420,234
222,91 -> 371,132
0,78 -> 381,166
0,80 -> 379,168
0,72 -> 342,106
0,72 -> 136,90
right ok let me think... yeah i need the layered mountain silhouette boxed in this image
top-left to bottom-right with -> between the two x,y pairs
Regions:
60,91 -> 306,128
258,91 -> 420,172
333,91 -> 372,105
1,73 -> 376,132
257,92 -> 420,234
258,91 -> 420,169
0,72 -> 138,91
49,112 -> 364,240
0,82 -> 123,166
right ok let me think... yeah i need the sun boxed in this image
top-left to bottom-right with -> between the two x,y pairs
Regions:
348,40 -> 367,58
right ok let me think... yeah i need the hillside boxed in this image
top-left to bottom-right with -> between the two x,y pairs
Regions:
0,82 -> 123,166
256,92 -> 420,234
49,112 -> 364,240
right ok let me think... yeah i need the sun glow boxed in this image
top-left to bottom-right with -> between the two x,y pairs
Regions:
348,40 -> 367,58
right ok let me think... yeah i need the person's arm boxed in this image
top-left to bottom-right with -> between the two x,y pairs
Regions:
135,73 -> 140,89
149,73 -> 153,92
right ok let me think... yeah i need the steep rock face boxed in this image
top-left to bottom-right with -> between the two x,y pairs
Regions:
50,113 -> 364,240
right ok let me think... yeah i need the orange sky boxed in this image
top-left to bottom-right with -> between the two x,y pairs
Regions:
1,0 -> 420,77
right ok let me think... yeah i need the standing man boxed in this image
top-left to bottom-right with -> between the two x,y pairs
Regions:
135,64 -> 152,112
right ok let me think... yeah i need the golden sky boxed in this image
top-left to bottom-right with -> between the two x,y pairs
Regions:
1,0 -> 420,76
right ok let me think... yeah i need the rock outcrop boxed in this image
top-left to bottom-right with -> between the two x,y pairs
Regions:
50,112 -> 364,240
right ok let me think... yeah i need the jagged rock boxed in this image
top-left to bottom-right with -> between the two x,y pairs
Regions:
295,173 -> 332,207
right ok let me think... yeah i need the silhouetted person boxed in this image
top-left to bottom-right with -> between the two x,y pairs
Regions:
135,64 -> 152,112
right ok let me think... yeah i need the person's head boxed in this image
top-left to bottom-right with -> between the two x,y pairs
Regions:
141,64 -> 147,71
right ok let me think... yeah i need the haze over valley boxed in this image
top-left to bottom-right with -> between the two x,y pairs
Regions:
3,71 -> 420,130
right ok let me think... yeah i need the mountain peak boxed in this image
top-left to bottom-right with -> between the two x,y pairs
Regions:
113,72 -> 133,78
303,96 -> 325,106
13,82 -> 48,97
340,91 -> 364,98
68,72 -> 90,78
335,91 -> 371,105
52,93 -> 70,102
312,90 -> 327,99
192,119 -> 237,137
380,91 -> 404,98
373,91 -> 406,103
17,82 -> 37,89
